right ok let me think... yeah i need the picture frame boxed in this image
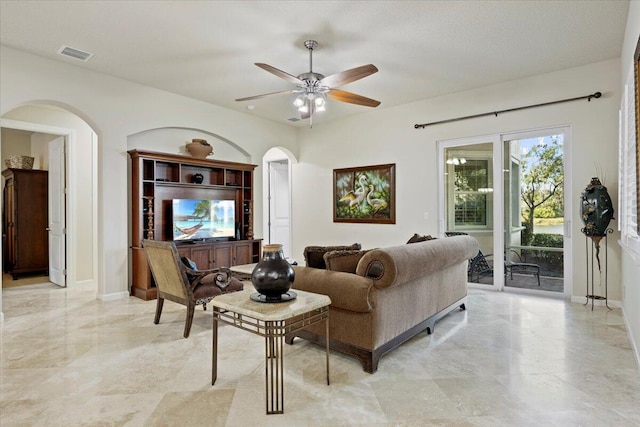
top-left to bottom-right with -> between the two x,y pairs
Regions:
333,163 -> 396,224
635,35 -> 640,233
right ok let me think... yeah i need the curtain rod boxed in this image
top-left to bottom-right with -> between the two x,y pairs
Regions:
414,91 -> 602,129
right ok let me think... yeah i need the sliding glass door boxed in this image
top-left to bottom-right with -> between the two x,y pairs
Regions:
440,137 -> 502,289
439,127 -> 571,295
502,129 -> 568,294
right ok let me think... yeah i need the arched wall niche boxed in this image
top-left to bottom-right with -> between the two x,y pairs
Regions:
128,127 -> 251,163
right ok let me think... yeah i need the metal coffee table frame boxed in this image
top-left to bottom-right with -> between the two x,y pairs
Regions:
211,289 -> 330,414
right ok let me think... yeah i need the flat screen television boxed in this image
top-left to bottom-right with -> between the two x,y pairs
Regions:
172,199 -> 236,241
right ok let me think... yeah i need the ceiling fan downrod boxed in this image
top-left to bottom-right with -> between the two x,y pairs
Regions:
304,40 -> 317,73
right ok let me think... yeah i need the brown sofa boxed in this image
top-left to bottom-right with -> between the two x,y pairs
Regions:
287,235 -> 479,373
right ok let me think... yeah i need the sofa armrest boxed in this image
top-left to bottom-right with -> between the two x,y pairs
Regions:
291,266 -> 374,313
355,235 -> 480,290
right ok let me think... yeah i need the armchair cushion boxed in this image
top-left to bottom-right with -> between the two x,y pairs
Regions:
304,243 -> 361,269
199,270 -> 244,292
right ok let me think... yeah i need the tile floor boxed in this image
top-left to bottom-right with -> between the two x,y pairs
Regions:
1,282 -> 639,426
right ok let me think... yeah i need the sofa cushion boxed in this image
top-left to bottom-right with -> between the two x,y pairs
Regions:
304,243 -> 361,269
324,249 -> 370,273
406,233 -> 436,244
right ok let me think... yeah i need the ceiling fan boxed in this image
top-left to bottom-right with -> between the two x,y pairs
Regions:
235,40 -> 380,124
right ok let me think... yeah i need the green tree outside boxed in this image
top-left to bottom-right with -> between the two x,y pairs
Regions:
520,136 -> 563,245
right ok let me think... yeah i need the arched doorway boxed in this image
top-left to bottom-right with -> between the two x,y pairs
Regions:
1,104 -> 98,318
262,147 -> 297,260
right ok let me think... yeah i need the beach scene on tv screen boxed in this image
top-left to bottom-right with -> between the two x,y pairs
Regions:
172,199 -> 235,240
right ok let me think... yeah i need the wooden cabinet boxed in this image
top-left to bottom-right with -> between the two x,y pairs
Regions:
2,169 -> 49,279
128,150 -> 261,300
176,239 -> 261,270
234,241 -> 253,265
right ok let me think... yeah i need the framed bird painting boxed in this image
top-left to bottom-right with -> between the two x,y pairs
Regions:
333,163 -> 396,224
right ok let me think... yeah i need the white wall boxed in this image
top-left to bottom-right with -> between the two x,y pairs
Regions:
619,0 -> 640,365
0,128 -> 31,165
292,58 -> 622,302
29,132 -> 56,170
0,46 -> 297,311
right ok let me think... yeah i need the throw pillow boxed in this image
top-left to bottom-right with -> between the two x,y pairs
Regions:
406,233 -> 437,244
181,256 -> 198,270
181,256 -> 199,282
304,243 -> 362,269
323,249 -> 370,274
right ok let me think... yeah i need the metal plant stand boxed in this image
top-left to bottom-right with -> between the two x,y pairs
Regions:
583,228 -> 612,311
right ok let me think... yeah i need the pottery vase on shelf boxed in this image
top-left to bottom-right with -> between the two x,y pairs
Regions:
185,139 -> 213,158
250,244 -> 296,303
192,173 -> 204,184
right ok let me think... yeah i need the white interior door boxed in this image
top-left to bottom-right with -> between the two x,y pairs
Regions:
48,136 -> 66,287
268,161 -> 291,258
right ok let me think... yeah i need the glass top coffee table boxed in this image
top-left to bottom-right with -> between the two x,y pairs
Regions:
211,288 -> 331,414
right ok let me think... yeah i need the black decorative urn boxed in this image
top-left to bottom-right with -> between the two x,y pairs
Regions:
251,244 -> 296,302
580,177 -> 614,240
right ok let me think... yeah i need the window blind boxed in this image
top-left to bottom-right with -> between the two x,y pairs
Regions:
620,72 -> 640,254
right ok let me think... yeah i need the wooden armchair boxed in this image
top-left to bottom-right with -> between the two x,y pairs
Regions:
142,239 -> 243,338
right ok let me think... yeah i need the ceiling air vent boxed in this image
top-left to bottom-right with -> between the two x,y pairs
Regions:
57,45 -> 93,62
287,117 -> 301,122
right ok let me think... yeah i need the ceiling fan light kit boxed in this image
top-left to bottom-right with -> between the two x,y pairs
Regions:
235,40 -> 380,126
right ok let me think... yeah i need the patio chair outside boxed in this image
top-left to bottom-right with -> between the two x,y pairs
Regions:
505,249 -> 541,286
445,232 -> 493,283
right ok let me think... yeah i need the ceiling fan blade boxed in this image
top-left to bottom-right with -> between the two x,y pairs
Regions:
255,63 -> 305,85
235,89 -> 295,102
320,64 -> 378,88
328,89 -> 381,108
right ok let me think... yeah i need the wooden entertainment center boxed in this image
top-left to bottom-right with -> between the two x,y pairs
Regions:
128,149 -> 261,300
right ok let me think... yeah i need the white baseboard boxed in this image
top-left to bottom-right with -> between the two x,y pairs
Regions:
74,279 -> 95,287
570,295 -> 621,308
0,312 -> 4,322
621,306 -> 640,369
97,291 -> 129,302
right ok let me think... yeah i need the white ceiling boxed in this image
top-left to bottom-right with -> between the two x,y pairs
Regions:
0,1 -> 630,127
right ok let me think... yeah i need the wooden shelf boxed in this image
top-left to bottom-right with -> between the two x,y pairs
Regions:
128,149 -> 260,300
